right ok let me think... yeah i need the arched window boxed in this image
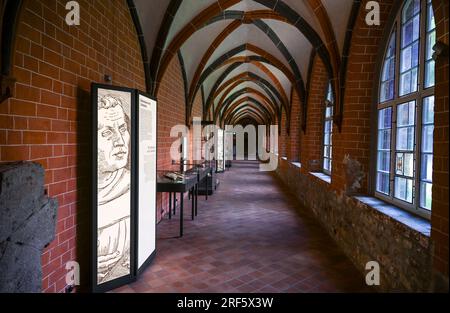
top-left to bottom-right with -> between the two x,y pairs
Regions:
376,0 -> 435,218
323,83 -> 333,175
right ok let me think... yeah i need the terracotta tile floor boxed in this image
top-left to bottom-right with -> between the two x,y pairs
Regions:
113,161 -> 372,293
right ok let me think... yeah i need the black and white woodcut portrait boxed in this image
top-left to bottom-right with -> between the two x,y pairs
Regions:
96,88 -> 132,285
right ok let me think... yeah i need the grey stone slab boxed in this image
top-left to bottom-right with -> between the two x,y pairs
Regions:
0,162 -> 57,293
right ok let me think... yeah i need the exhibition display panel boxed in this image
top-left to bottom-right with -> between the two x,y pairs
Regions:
91,84 -> 157,292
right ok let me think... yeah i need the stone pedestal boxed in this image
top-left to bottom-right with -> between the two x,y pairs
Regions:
0,162 -> 57,293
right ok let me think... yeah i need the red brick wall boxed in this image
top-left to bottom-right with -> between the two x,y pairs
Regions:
191,90 -> 203,121
155,56 -> 186,222
431,0 -> 449,278
332,0 -> 393,193
288,89 -> 301,161
300,56 -> 327,173
190,91 -> 203,163
0,0 -> 146,293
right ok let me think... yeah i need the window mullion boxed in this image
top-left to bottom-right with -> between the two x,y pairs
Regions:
391,15 -> 402,201
414,96 -> 421,209
390,101 -> 397,201
414,1 -> 426,210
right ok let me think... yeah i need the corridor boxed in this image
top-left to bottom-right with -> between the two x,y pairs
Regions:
1,0 -> 447,294
114,161 -> 369,293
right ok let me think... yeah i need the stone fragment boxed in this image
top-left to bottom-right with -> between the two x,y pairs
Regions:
0,162 -> 58,293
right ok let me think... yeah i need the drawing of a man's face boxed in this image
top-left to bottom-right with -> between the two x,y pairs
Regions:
98,96 -> 130,174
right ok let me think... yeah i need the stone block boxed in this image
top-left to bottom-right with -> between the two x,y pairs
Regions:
0,162 -> 58,293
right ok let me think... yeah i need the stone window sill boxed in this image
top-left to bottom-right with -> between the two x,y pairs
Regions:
310,172 -> 331,184
354,196 -> 431,237
291,162 -> 301,168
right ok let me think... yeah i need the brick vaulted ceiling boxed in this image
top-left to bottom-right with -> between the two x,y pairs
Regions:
132,0 -> 358,129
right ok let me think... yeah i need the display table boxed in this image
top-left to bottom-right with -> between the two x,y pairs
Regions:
193,166 -> 210,202
157,172 -> 198,237
186,165 -> 210,216
197,161 -> 220,196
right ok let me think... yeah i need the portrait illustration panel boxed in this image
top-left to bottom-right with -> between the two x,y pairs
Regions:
96,88 -> 132,284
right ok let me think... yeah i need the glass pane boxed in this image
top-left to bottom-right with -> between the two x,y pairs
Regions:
380,30 -> 396,102
377,172 -> 390,195
426,31 -> 436,60
411,41 -> 419,67
378,129 -> 391,150
380,82 -> 388,102
400,67 -> 418,96
326,84 -> 333,102
401,45 -> 412,72
422,125 -> 434,153
411,67 -> 418,94
388,80 -> 395,100
326,107 -> 332,118
423,96 -> 435,124
387,32 -> 396,57
420,182 -> 432,210
412,14 -> 420,42
326,120 -> 332,133
383,58 -> 395,82
395,177 -> 413,203
400,71 -> 411,95
324,158 -> 330,172
397,101 -> 415,127
402,0 -> 420,24
403,153 -> 414,177
377,151 -> 391,172
382,59 -> 390,81
425,60 -> 435,88
397,127 -> 415,150
420,153 -> 433,182
395,153 -> 413,177
402,15 -> 420,47
378,107 -> 392,129
380,81 -> 393,103
324,146 -> 330,158
396,153 -> 404,175
324,133 -> 330,145
427,2 -> 435,31
400,39 -> 419,95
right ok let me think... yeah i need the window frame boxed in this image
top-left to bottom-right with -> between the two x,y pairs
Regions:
374,0 -> 435,220
322,82 -> 334,176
